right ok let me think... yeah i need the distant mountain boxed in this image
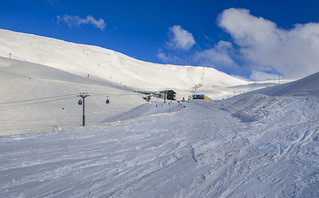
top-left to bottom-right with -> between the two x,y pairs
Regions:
0,29 -> 249,99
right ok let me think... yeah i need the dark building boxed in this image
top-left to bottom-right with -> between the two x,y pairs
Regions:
161,90 -> 176,100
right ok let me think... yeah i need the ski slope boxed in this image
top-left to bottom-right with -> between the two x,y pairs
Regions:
0,29 -> 318,197
1,91 -> 319,197
0,56 -> 146,135
0,29 -> 279,135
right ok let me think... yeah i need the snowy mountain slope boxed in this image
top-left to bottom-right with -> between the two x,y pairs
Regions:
0,28 -> 277,135
0,29 -> 250,99
1,94 -> 318,197
1,28 -> 318,197
195,97 -> 319,197
257,71 -> 319,96
215,71 -> 319,122
0,57 -> 145,135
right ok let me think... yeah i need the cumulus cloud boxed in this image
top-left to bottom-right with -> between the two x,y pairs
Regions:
57,15 -> 106,30
194,41 -> 239,69
218,8 -> 319,79
166,25 -> 195,50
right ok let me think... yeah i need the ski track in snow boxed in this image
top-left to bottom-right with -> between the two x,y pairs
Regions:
1,29 -> 319,197
1,96 -> 319,197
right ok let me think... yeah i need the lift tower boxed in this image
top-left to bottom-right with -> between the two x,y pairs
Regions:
77,93 -> 90,126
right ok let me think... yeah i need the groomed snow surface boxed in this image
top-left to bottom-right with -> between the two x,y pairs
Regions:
1,91 -> 319,197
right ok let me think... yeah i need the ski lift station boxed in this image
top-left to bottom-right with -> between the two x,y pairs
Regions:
192,94 -> 212,100
137,90 -> 176,101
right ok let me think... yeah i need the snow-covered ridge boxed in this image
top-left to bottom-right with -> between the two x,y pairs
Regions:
256,71 -> 319,96
0,29 -> 248,98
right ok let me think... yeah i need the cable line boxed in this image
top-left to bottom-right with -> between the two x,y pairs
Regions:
90,92 -> 142,96
0,91 -> 145,112
0,93 -> 78,105
0,96 -> 75,112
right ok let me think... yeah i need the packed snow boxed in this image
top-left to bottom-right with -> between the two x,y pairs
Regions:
1,93 -> 319,197
0,29 -> 318,197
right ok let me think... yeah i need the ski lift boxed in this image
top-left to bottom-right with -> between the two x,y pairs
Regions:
106,96 -> 110,104
78,99 -> 83,105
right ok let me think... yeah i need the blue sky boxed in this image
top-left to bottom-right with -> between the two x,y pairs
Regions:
1,0 -> 319,80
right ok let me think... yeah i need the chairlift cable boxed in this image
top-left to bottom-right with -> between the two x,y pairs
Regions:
0,96 -> 75,112
0,93 -> 78,105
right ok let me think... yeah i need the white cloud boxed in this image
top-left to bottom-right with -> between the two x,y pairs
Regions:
157,52 -> 170,62
218,8 -> 319,79
157,51 -> 190,65
57,15 -> 106,30
167,25 -> 195,50
250,71 -> 281,81
194,41 -> 238,69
